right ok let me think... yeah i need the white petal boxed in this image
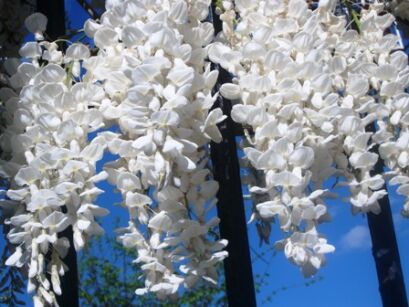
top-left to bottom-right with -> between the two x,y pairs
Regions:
220,83 -> 241,100
19,42 -> 42,58
151,110 -> 180,127
80,143 -> 104,162
126,192 -> 152,208
231,104 -> 251,124
5,247 -> 23,266
169,1 -> 188,23
84,19 -> 102,37
167,64 -> 194,87
37,113 -> 61,130
121,26 -> 144,47
42,212 -> 70,232
66,43 -> 90,60
25,13 -> 47,39
346,74 -> 369,97
51,265 -> 61,295
256,150 -> 286,170
270,171 -> 302,187
94,27 -> 118,48
349,152 -> 378,169
15,167 -> 41,186
288,146 -> 314,169
148,211 -> 172,231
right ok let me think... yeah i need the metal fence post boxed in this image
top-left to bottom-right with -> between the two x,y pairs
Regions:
36,1 -> 80,306
367,124 -> 408,307
209,3 -> 257,306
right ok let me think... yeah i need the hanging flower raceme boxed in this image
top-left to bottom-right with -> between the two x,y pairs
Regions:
376,53 -> 409,216
350,3 -> 409,217
209,0 -> 409,276
82,0 -> 227,299
0,16 -> 109,306
209,0 -> 342,277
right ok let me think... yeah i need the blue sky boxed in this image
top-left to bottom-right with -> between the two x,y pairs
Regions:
1,1 -> 409,306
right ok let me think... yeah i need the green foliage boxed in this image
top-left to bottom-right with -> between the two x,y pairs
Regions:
215,0 -> 224,11
260,275 -> 324,305
78,220 -> 321,306
79,232 -> 228,307
343,0 -> 362,33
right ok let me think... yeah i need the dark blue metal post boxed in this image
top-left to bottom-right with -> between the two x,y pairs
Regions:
209,3 -> 257,306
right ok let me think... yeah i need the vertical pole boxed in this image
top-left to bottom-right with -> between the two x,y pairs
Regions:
36,1 -> 79,306
37,0 -> 66,41
367,125 -> 408,307
343,6 -> 408,306
367,200 -> 408,307
209,3 -> 257,307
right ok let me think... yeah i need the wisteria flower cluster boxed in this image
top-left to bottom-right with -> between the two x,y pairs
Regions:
1,0 -> 409,305
82,0 -> 228,299
0,19 -> 110,306
210,0 -> 409,276
0,0 -> 228,303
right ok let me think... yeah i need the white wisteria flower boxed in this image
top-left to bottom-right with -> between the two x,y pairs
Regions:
0,20 -> 109,304
81,0 -> 227,300
209,0 -> 409,277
